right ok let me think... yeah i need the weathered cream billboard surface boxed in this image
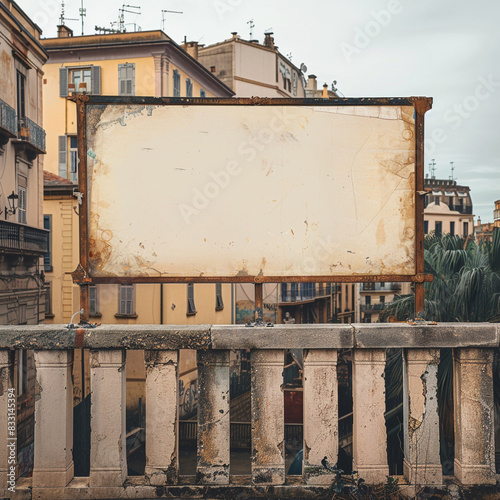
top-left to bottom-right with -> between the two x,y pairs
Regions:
85,103 -> 416,279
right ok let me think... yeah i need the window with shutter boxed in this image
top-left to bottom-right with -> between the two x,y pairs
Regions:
215,283 -> 224,311
118,63 -> 135,96
89,285 -> 99,316
186,78 -> 193,97
43,215 -> 52,271
118,285 -> 135,316
18,175 -> 27,224
58,135 -> 67,178
59,67 -> 69,97
69,136 -> 78,182
173,70 -> 180,97
187,284 -> 196,315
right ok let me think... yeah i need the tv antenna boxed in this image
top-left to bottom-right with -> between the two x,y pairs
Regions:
59,1 -> 78,27
449,161 -> 455,181
79,0 -> 86,35
247,19 -> 255,40
161,9 -> 183,31
429,158 -> 437,179
118,4 -> 141,33
95,25 -> 120,34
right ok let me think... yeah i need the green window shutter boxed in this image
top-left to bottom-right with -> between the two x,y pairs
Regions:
91,66 -> 101,94
58,136 -> 67,178
59,67 -> 68,97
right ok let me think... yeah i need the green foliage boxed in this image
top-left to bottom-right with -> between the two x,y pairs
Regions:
382,229 -> 500,322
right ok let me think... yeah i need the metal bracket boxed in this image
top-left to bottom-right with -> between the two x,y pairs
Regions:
73,190 -> 83,205
71,263 -> 92,285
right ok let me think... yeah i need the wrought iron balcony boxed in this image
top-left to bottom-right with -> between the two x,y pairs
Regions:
16,116 -> 46,155
360,303 -> 386,312
449,204 -> 473,215
0,220 -> 48,256
361,282 -> 401,292
0,98 -> 17,140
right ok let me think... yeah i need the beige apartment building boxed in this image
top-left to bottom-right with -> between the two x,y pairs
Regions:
198,31 -> 307,98
424,177 -> 474,238
41,27 -> 234,327
0,0 -> 50,477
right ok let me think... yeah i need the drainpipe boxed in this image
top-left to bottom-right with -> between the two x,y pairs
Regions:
160,283 -> 163,324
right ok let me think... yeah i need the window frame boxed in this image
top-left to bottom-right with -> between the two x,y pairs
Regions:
89,285 -> 101,317
43,214 -> 52,271
118,63 -> 135,96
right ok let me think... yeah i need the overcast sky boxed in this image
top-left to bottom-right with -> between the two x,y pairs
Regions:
18,0 -> 500,222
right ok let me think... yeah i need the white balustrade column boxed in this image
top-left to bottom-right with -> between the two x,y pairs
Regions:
251,350 -> 285,485
453,348 -> 495,484
197,350 -> 230,484
0,350 -> 13,490
303,349 -> 338,484
33,351 -> 74,487
403,349 -> 442,486
352,349 -> 389,484
145,350 -> 178,485
89,350 -> 127,487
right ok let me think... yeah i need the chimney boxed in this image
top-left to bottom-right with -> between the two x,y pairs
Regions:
307,74 -> 317,91
181,41 -> 199,60
264,32 -> 274,48
322,83 -> 329,98
231,31 -> 238,40
57,25 -> 74,38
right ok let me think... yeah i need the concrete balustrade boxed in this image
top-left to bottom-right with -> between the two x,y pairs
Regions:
0,323 -> 496,499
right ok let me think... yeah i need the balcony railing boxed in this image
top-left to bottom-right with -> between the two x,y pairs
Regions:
0,323 -> 497,498
0,99 -> 17,137
449,204 -> 473,215
17,116 -> 46,153
361,303 -> 386,312
361,283 -> 401,292
0,220 -> 48,256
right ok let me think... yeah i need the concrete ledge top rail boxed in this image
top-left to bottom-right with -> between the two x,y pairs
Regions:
0,323 -> 497,350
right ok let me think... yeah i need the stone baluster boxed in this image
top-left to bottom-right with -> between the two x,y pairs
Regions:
33,351 -> 74,487
251,350 -> 285,484
303,349 -> 338,484
89,350 -> 127,487
453,348 -> 495,484
352,349 -> 389,484
197,350 -> 230,484
144,350 -> 178,485
403,349 -> 442,486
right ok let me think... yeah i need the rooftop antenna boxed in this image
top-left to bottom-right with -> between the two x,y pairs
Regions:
161,9 -> 183,31
429,158 -> 436,179
59,1 -> 79,27
95,25 -> 120,34
247,19 -> 255,40
118,4 -> 141,33
80,0 -> 86,35
449,161 -> 455,181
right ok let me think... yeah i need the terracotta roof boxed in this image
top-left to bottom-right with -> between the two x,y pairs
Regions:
44,170 -> 75,187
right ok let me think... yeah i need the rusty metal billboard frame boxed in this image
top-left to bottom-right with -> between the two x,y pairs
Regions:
72,94 -> 433,319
